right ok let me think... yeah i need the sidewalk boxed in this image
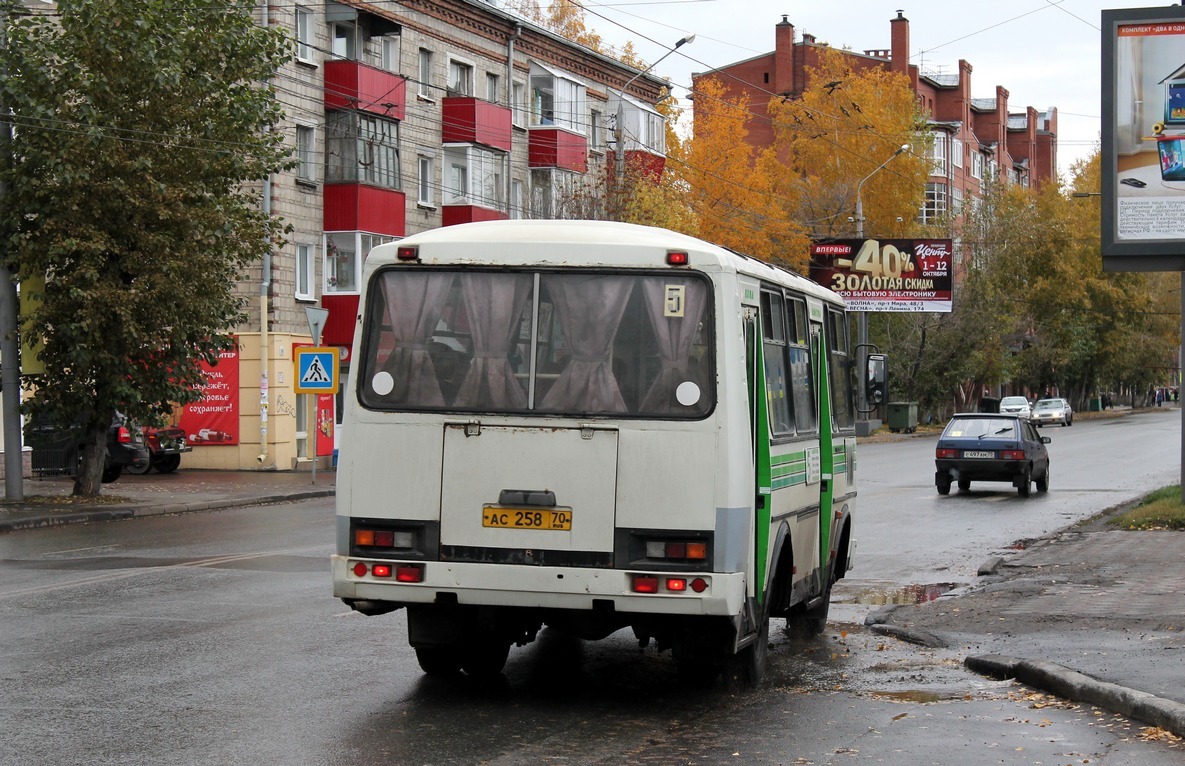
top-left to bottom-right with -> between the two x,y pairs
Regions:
0,469 -> 335,533
869,505 -> 1185,738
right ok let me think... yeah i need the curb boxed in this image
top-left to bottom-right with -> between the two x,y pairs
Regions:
0,489 -> 336,534
965,654 -> 1185,738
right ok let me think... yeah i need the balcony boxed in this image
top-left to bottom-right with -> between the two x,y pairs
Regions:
528,128 -> 588,173
324,184 -> 405,237
442,97 -> 513,151
442,205 -> 509,227
323,60 -> 406,120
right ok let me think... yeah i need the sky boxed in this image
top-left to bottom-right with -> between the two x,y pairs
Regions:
572,0 -> 1171,179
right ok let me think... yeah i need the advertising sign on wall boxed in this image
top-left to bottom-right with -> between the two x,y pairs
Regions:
179,346 -> 240,445
1101,5 -> 1185,270
809,238 -> 953,312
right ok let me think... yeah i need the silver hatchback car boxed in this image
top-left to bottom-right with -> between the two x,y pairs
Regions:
999,395 -> 1032,420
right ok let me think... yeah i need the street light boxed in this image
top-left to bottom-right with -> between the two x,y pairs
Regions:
614,34 -> 695,192
854,143 -> 909,435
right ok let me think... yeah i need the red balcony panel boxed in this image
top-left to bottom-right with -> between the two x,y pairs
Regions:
321,293 -> 360,348
324,60 -> 406,120
608,150 -> 667,186
441,97 -> 513,151
528,128 -> 588,172
323,184 -> 405,236
441,205 -> 510,227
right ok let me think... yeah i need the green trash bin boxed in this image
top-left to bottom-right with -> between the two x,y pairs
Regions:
886,402 -> 918,433
1089,397 -> 1102,412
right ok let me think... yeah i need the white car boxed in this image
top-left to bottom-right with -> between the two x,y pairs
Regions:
1032,397 -> 1073,427
999,395 -> 1032,420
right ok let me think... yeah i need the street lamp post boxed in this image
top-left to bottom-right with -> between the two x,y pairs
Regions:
614,34 -> 694,194
854,143 -> 909,436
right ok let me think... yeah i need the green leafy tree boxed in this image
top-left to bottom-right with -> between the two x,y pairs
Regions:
0,0 -> 292,496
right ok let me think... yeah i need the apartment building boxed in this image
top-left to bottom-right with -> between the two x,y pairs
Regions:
182,0 -> 670,471
691,12 -> 1058,231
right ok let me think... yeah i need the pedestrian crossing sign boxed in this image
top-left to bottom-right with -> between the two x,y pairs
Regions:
294,347 -> 340,394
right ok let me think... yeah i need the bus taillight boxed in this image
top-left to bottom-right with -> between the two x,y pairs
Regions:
397,245 -> 419,261
666,251 -> 689,266
395,564 -> 424,583
632,575 -> 659,593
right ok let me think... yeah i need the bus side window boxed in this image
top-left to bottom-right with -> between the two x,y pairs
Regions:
787,297 -> 816,433
760,290 -> 793,436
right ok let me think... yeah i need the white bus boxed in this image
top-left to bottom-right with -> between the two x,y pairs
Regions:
332,220 -> 861,684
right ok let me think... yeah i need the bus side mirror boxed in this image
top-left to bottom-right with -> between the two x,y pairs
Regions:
866,353 -> 887,405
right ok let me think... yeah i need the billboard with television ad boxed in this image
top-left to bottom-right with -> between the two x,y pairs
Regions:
1101,5 -> 1185,270
808,238 -> 953,312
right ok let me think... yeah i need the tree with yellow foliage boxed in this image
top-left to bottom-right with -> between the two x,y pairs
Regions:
765,48 -> 929,243
676,77 -> 810,266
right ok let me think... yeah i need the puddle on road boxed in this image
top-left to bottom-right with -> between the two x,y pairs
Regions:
867,689 -> 966,704
833,582 -> 959,606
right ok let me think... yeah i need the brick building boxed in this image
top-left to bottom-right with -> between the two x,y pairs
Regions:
691,12 -> 1058,230
180,0 -> 670,471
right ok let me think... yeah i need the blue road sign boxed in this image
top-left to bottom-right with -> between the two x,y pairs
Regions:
294,347 -> 340,394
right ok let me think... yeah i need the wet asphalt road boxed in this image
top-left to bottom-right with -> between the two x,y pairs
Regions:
2,411 -> 1184,764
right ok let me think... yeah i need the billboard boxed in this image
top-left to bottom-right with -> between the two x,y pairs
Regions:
809,238 -> 953,312
1101,5 -> 1185,270
179,346 -> 240,445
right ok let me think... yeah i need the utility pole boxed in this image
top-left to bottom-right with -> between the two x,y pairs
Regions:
0,1 -> 24,500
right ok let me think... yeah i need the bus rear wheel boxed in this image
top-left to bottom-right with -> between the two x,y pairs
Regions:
415,646 -> 462,677
460,641 -> 510,678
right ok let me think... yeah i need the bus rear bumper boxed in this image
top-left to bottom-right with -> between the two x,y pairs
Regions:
331,555 -> 746,617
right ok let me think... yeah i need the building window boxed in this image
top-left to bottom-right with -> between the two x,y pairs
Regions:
325,232 -> 397,294
529,63 -> 586,132
448,59 -> 473,97
921,182 -> 947,224
510,179 -> 525,219
951,137 -> 963,168
418,49 -> 433,99
326,111 -> 400,189
952,185 -> 963,214
931,136 -> 947,175
512,80 -> 526,127
330,22 -> 357,61
486,73 -> 499,103
971,152 -> 984,180
590,109 -> 602,149
381,35 -> 399,72
643,110 -> 664,154
530,168 -> 582,219
295,7 -> 314,63
616,95 -> 666,154
443,145 -> 507,210
296,125 -> 316,183
418,154 -> 435,207
296,243 -> 315,300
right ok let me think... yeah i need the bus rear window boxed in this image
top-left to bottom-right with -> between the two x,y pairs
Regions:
358,269 -> 714,418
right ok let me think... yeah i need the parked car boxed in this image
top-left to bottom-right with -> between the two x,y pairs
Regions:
126,425 -> 192,475
26,412 -> 150,483
1032,397 -> 1073,427
934,413 -> 1051,497
998,395 -> 1032,420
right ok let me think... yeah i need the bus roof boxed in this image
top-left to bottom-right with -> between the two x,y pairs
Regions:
367,220 -> 844,306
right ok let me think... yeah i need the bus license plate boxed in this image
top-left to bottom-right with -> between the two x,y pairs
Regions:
963,450 -> 995,459
482,507 -> 572,531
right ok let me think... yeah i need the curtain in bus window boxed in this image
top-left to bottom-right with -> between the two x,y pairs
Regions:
378,272 -> 455,406
539,274 -> 631,413
453,273 -> 532,409
639,277 -> 709,414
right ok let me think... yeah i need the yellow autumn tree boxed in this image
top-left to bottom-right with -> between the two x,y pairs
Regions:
765,47 -> 929,242
677,77 -> 809,266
